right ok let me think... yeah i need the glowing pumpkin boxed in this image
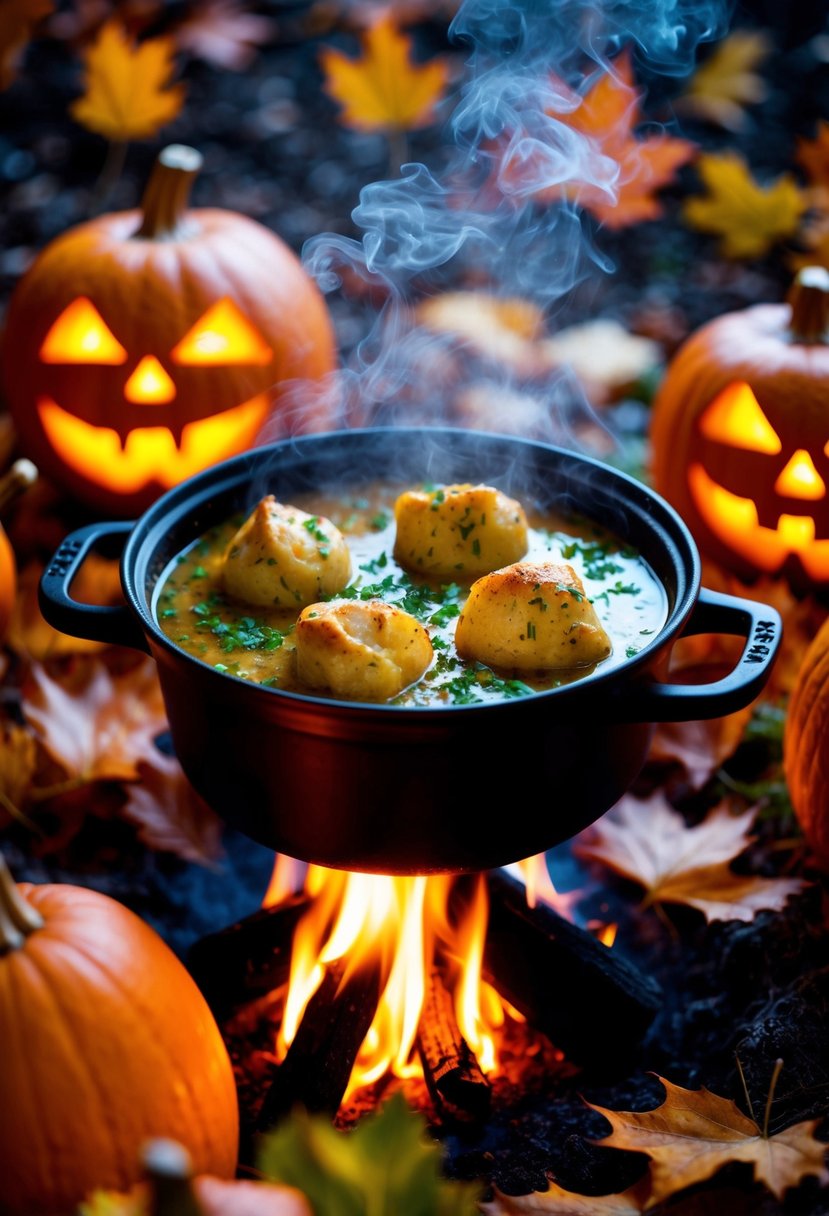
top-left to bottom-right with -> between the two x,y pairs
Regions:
650,267 -> 829,591
0,855 -> 239,1215
2,145 -> 337,515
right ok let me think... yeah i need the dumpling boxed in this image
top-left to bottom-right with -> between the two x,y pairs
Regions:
393,483 -> 528,577
295,600 -> 433,701
455,561 -> 611,671
222,496 -> 351,608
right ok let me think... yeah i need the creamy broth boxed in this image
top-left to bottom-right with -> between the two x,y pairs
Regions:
155,483 -> 668,705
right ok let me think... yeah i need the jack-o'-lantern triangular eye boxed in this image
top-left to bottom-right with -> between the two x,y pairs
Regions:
40,298 -> 128,365
699,381 -> 782,455
171,299 -> 272,366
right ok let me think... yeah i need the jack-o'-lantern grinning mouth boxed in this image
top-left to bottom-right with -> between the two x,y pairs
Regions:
688,464 -> 829,581
37,394 -> 270,495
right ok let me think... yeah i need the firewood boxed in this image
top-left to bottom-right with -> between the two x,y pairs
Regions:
256,955 -> 385,1130
186,892 -> 311,1017
471,871 -> 662,1069
417,967 -> 491,1122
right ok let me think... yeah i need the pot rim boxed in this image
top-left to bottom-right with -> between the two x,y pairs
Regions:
121,426 -> 700,716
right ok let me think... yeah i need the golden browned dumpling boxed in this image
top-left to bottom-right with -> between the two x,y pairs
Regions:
455,561 -> 611,671
295,600 -> 433,700
393,483 -> 528,577
222,496 -> 351,608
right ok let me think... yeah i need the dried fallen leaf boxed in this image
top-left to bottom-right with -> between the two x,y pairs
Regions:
319,14 -> 449,132
174,0 -> 277,72
574,794 -> 806,922
0,0 -> 52,89
22,657 -> 167,784
0,720 -> 37,822
540,319 -> 661,405
417,292 -> 547,374
683,151 -> 806,258
675,30 -> 770,131
8,558 -> 123,660
649,691 -> 751,791
122,752 -> 223,864
589,1076 -> 829,1202
70,19 -> 185,141
513,52 -> 695,229
481,1181 -> 647,1214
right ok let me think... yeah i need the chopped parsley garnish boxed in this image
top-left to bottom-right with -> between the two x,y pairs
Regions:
302,516 -> 329,544
557,536 -> 625,580
371,512 -> 390,530
360,551 -> 389,574
192,600 -> 293,653
593,580 -> 640,607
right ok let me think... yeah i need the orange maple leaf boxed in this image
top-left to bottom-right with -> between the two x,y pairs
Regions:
589,1076 -> 829,1203
70,19 -> 185,141
22,657 -> 168,784
506,52 -> 695,228
574,794 -> 806,922
319,14 -> 449,132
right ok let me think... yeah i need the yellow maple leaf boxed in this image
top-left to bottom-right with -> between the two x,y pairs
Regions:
676,29 -> 771,131
70,19 -> 185,142
683,150 -> 806,258
319,14 -> 448,132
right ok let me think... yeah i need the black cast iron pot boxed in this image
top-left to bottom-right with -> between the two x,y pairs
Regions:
40,428 -> 781,874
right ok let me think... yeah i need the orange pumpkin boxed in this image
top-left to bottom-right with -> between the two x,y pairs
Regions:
0,856 -> 239,1215
0,460 -> 37,642
2,145 -> 337,516
784,616 -> 829,866
650,267 -> 829,592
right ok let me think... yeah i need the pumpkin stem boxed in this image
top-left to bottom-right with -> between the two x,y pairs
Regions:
142,1139 -> 205,1216
787,266 -> 829,343
0,459 -> 37,518
136,145 -> 203,241
0,853 -> 44,954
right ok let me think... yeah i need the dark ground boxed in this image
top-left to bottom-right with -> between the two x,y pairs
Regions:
1,1 -> 829,1211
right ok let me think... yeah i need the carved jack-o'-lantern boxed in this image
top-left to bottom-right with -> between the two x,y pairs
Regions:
650,268 -> 829,591
2,146 -> 337,515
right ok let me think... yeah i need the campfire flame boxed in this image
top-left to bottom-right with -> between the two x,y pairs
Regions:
264,855 -> 561,1097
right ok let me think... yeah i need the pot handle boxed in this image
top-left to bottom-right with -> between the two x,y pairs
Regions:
629,587 -> 782,722
39,522 -> 149,653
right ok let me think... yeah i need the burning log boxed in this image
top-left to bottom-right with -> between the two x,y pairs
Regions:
417,968 -> 491,1123
256,955 -> 385,1130
474,871 -> 662,1070
186,892 -> 311,1017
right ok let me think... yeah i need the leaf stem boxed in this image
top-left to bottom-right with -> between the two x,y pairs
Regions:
387,126 -> 409,177
29,776 -> 91,802
762,1058 -> 784,1139
735,1053 -> 756,1123
0,790 -> 40,834
90,138 -> 128,216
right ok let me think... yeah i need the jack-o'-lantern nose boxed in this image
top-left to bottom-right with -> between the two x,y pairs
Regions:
774,449 -> 826,500
124,355 -> 176,404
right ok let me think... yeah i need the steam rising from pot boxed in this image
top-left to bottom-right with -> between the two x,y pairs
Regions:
258,0 -> 727,453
